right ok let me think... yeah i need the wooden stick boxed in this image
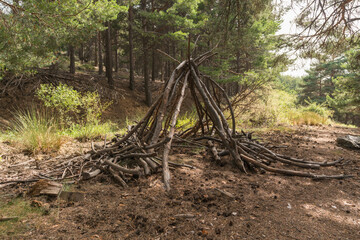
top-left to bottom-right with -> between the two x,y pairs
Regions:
240,154 -> 353,179
156,49 -> 180,64
162,73 -> 189,191
150,60 -> 187,145
0,217 -> 18,222
109,167 -> 128,188
208,141 -> 221,162
103,160 -> 141,175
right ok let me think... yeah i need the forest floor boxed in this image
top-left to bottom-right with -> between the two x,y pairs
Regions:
1,71 -> 360,239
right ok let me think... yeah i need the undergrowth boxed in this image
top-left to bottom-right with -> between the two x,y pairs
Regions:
64,121 -> 116,142
7,108 -> 65,154
4,83 -> 116,154
234,88 -> 333,128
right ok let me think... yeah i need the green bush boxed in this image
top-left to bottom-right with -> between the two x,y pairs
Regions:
36,83 -> 81,126
36,83 -> 111,126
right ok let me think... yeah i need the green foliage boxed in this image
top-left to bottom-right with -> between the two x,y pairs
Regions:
36,83 -> 81,125
0,84 -> 115,150
301,100 -> 333,119
330,47 -> 360,115
236,88 -> 332,127
81,91 -> 112,124
299,47 -> 360,125
8,108 -> 65,154
289,101 -> 333,126
176,111 -> 198,130
299,58 -> 345,105
274,75 -> 303,94
0,0 -> 122,73
36,83 -> 111,126
237,89 -> 296,127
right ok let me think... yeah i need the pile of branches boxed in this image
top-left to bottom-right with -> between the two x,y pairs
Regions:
82,48 -> 351,191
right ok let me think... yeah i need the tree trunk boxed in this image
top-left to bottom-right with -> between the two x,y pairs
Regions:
128,4 -> 135,90
161,61 -> 166,82
69,45 -> 75,74
105,21 -> 114,88
94,35 -> 98,66
141,0 -> 152,106
79,44 -> 84,64
114,29 -> 118,72
152,45 -> 156,82
98,31 -> 103,75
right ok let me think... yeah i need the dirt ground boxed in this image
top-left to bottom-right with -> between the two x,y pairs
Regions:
1,125 -> 360,240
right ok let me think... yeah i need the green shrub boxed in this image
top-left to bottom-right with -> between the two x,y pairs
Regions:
301,100 -> 333,119
9,108 -> 65,154
36,83 -> 111,126
81,91 -> 112,124
36,83 -> 81,126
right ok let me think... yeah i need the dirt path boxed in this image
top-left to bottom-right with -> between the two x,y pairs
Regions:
1,125 -> 360,239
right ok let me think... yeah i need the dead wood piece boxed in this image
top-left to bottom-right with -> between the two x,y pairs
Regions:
208,141 -> 221,162
10,159 -> 35,167
138,158 -> 151,175
144,157 -> 159,170
82,169 -> 101,180
240,154 -> 353,180
109,167 -> 128,188
162,73 -> 189,191
156,49 -> 180,63
214,188 -> 235,199
0,217 -> 19,222
103,160 -> 141,175
119,152 -> 157,160
28,180 -> 63,196
174,214 -> 196,218
0,179 -> 41,185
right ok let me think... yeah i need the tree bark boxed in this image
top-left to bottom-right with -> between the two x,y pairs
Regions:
105,21 -> 114,88
114,29 -> 118,72
152,45 -> 156,82
69,45 -> 75,74
128,3 -> 135,90
98,31 -> 103,75
94,35 -> 98,66
79,44 -> 84,64
141,0 -> 152,106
